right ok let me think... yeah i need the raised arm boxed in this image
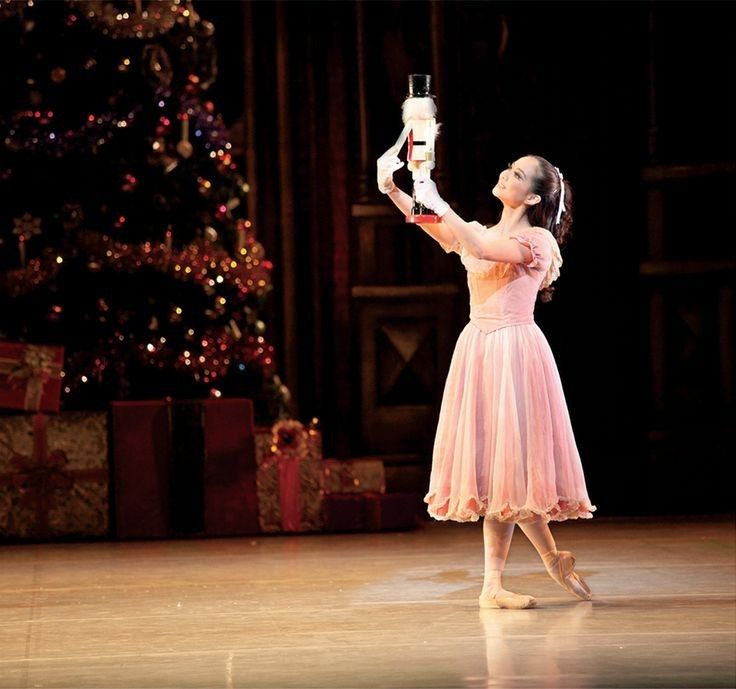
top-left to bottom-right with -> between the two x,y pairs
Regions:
377,145 -> 458,250
414,179 -> 534,264
440,207 -> 532,263
384,185 -> 459,249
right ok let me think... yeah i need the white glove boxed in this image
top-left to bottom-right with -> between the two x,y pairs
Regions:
376,145 -> 404,194
413,178 -> 450,217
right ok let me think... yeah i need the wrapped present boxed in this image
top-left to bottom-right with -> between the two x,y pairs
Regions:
112,398 -> 259,538
0,411 -> 108,541
255,418 -> 324,532
323,492 -> 419,532
0,342 -> 64,412
322,458 -> 386,495
254,426 -> 273,464
361,491 -> 420,531
111,401 -> 169,538
322,493 -> 366,532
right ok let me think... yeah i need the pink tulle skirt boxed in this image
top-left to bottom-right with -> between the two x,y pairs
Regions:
424,321 -> 597,523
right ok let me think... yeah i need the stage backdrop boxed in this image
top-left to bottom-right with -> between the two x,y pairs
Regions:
201,0 -> 735,517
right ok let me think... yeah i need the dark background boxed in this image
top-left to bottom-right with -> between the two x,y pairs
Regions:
199,0 -> 735,519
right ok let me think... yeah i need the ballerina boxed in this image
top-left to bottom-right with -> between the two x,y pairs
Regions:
377,148 -> 597,609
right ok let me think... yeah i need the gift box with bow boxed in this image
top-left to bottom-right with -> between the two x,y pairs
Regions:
0,342 -> 64,413
322,458 -> 386,495
254,419 -> 324,533
0,411 -> 109,541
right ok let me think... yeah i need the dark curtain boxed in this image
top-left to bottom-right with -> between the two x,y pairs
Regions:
212,0 -> 734,515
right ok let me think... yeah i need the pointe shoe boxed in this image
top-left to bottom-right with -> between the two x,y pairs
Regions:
544,550 -> 593,601
478,591 -> 537,609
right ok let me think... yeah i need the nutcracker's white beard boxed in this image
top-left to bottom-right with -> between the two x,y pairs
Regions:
393,96 -> 442,158
401,96 -> 436,122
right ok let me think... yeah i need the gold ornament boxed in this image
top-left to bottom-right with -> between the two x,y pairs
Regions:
12,213 -> 42,267
50,67 -> 67,83
175,113 -> 193,158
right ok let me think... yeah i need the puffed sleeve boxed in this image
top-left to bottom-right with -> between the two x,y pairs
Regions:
508,228 -> 563,289
438,220 -> 486,255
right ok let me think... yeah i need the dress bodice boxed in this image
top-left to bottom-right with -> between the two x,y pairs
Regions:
440,221 -> 563,334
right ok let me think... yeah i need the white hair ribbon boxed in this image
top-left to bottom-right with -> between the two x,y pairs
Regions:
554,166 -> 565,225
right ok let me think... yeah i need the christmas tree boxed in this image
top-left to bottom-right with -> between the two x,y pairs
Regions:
0,0 -> 290,424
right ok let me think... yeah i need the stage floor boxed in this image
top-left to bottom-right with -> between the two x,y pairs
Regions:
1,515 -> 734,689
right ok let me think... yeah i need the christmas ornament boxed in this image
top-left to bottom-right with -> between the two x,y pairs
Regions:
50,67 -> 67,84
12,213 -> 42,267
61,203 -> 85,231
141,43 -> 173,93
176,112 -> 193,158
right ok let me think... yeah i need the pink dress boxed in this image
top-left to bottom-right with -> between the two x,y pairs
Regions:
423,221 -> 597,524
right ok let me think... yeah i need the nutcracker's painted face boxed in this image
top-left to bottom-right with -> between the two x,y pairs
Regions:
491,156 -> 541,210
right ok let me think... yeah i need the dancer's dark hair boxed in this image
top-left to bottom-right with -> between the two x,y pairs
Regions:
525,155 -> 573,303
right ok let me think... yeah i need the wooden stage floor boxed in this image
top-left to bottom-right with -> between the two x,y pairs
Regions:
1,515 -> 734,689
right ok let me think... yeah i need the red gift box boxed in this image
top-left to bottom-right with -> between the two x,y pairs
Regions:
361,491 -> 420,531
0,342 -> 64,412
323,491 -> 420,532
112,398 -> 259,538
323,493 -> 366,532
